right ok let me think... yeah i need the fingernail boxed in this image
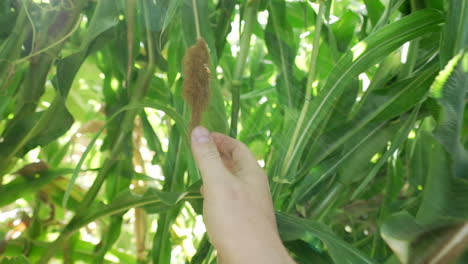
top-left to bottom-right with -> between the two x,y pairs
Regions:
192,126 -> 210,143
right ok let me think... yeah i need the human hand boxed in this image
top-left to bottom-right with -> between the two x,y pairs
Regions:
190,126 -> 295,264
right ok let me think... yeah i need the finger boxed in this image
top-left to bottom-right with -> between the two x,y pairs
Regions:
211,132 -> 263,178
191,126 -> 230,186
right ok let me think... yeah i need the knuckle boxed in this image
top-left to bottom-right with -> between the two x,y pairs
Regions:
236,141 -> 249,152
201,148 -> 221,161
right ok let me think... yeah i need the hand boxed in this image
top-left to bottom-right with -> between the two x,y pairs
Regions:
190,126 -> 295,264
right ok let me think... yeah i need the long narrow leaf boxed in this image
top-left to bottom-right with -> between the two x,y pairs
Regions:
281,9 -> 444,182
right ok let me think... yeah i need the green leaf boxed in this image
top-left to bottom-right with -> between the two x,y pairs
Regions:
277,212 -> 376,264
0,99 -> 74,158
0,168 -> 74,207
104,159 -> 133,202
349,50 -> 402,118
213,0 -> 238,57
0,256 -> 31,264
416,136 -> 468,224
140,111 -> 165,164
92,215 -> 124,263
358,62 -> 438,123
425,0 -> 444,10
143,188 -> 189,214
431,53 -> 468,178
0,1 -> 16,39
406,129 -> 432,189
440,0 -> 468,66
165,25 -> 184,86
202,80 -> 229,133
430,53 -> 463,99
161,0 -> 183,35
285,240 -> 334,264
44,140 -> 73,167
190,234 -> 212,264
239,103 -> 268,143
303,62 -> 438,177
339,122 -> 398,184
151,94 -> 189,264
265,0 -> 301,109
282,9 -> 444,182
286,1 -> 316,28
68,190 -> 189,230
1,237 -> 134,263
363,0 -> 385,27
83,1 -> 120,45
55,0 -> 119,98
0,94 -> 11,118
381,212 -> 468,264
0,5 -> 28,76
351,107 -> 419,198
324,79 -> 360,132
63,102 -> 187,209
331,10 -> 361,53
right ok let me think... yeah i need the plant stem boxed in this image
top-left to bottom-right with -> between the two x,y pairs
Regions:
373,0 -> 406,32
153,105 -> 187,263
0,1 -> 29,91
192,0 -> 201,39
305,4 -> 325,95
38,2 -> 157,261
314,182 -> 343,221
228,0 -> 259,138
125,0 -> 136,91
132,119 -> 148,262
142,0 -> 155,67
37,231 -> 73,264
268,2 -> 293,106
273,2 -> 325,200
76,0 -> 156,212
0,96 -> 57,169
37,194 -> 201,264
73,0 -> 159,261
14,15 -> 83,64
399,0 -> 420,79
134,208 -> 147,262
0,0 -> 86,179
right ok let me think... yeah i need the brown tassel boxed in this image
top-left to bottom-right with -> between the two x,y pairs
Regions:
182,38 -> 211,132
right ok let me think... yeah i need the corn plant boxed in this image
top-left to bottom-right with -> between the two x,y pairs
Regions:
0,0 -> 467,263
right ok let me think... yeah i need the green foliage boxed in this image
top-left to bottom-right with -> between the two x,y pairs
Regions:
0,256 -> 30,264
0,0 -> 467,263
277,212 -> 376,264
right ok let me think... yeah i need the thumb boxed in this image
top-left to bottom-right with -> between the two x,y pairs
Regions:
191,126 -> 229,185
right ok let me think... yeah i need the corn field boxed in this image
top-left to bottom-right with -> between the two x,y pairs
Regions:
0,0 -> 467,263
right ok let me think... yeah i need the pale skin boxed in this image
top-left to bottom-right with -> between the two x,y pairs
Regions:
191,126 -> 295,264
